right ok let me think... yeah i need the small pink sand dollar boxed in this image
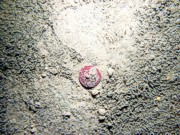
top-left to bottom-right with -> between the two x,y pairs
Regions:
79,66 -> 102,88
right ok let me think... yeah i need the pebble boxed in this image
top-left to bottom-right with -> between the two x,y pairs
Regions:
49,68 -> 58,75
99,116 -> 105,122
44,128 -> 49,133
24,131 -> 28,135
148,54 -> 155,60
43,123 -> 47,127
154,107 -> 159,111
23,123 -> 29,129
63,112 -> 71,117
90,89 -> 100,97
32,0 -> 37,4
156,96 -> 161,101
35,102 -> 41,108
175,19 -> 180,24
30,127 -> 36,134
41,72 -> 47,78
39,47 -> 49,58
107,68 -> 114,77
9,118 -> 16,124
30,124 -> 36,128
107,123 -> 113,129
173,46 -> 180,51
166,75 -> 172,81
98,108 -> 106,115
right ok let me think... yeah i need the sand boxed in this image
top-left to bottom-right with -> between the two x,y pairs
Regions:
0,0 -> 179,134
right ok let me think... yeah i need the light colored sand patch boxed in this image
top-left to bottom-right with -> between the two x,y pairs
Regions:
52,0 -> 140,79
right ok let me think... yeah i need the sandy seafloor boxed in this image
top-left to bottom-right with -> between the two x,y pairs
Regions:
0,0 -> 179,134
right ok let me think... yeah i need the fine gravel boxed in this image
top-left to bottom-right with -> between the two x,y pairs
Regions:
0,0 -> 179,134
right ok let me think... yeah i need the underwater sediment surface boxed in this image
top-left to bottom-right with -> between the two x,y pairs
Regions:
0,0 -> 179,134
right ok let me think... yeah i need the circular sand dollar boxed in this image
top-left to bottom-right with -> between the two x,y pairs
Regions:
79,66 -> 102,88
